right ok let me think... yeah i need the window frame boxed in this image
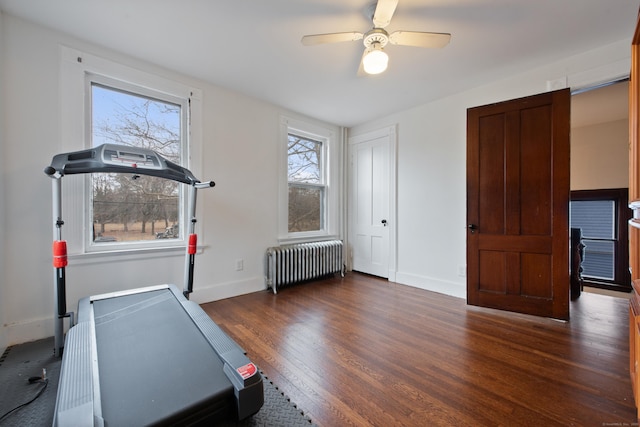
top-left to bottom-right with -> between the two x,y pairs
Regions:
84,75 -> 189,252
60,46 -> 203,259
279,116 -> 340,243
570,188 -> 632,291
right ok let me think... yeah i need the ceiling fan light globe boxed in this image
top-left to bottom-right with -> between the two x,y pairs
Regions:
363,49 -> 388,75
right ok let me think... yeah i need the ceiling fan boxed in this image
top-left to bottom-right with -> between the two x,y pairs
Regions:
301,0 -> 451,75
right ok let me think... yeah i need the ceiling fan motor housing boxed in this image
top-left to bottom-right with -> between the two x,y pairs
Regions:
363,28 -> 389,48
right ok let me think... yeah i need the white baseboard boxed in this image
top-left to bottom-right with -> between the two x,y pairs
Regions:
3,316 -> 58,347
190,276 -> 266,304
393,272 -> 466,300
4,274 -> 462,346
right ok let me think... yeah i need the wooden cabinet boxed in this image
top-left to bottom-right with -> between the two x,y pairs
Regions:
631,12 -> 640,203
630,11 -> 640,421
631,281 -> 640,411
631,284 -> 640,408
629,280 -> 640,420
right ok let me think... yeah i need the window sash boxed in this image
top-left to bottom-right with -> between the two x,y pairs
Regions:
288,133 -> 324,185
288,184 -> 325,232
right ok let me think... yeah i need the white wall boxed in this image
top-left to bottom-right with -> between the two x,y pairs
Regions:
349,39 -> 632,300
1,11 -> 633,349
0,14 -> 341,347
571,118 -> 628,191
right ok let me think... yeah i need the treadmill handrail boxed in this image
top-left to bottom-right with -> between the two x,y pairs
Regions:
45,143 -> 215,357
44,143 -> 213,187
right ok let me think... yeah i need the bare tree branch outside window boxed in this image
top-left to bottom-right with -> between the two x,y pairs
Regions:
91,84 -> 182,243
288,134 -> 323,232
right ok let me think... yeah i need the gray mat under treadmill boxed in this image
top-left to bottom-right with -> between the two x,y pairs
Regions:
0,337 -> 315,426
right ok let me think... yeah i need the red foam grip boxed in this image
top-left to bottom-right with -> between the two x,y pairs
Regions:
188,234 -> 197,255
53,240 -> 68,268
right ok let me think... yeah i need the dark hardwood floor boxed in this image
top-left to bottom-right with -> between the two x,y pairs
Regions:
201,272 -> 636,426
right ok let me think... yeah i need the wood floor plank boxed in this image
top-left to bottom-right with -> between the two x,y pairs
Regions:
201,273 -> 636,426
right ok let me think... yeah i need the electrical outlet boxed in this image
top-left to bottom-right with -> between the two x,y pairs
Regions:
235,259 -> 244,271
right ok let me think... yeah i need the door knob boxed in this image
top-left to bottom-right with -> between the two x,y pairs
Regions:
381,219 -> 387,227
468,224 -> 477,233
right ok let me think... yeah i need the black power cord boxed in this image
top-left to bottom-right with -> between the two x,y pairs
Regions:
0,369 -> 49,424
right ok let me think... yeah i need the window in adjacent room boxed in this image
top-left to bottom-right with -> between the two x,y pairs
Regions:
87,76 -> 189,248
569,188 -> 632,291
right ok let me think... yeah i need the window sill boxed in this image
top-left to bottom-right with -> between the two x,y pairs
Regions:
582,279 -> 632,293
68,245 -> 206,265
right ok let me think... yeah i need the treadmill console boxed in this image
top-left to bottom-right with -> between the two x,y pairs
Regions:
101,146 -> 163,170
45,143 -> 200,185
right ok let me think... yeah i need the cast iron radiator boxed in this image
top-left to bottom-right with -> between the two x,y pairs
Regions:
265,240 -> 345,294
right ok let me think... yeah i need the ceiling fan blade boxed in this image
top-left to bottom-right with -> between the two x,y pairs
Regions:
388,31 -> 451,48
301,32 -> 363,46
372,0 -> 399,28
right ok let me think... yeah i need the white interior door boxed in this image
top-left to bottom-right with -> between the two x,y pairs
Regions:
348,126 -> 396,278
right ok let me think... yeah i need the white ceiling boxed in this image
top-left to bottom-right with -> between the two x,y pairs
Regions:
0,0 -> 638,127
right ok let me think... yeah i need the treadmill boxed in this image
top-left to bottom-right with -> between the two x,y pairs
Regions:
45,144 -> 263,426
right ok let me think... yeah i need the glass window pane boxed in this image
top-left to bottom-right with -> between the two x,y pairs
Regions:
581,239 -> 615,280
288,186 -> 322,232
91,84 -> 182,244
288,134 -> 321,184
569,200 -> 614,239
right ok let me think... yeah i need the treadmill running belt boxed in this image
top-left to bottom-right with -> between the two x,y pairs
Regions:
93,288 -> 234,426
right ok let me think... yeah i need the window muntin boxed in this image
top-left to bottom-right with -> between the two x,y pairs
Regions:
287,134 -> 325,233
88,80 -> 187,248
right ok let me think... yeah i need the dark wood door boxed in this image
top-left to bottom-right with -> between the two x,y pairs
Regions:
467,89 -> 570,320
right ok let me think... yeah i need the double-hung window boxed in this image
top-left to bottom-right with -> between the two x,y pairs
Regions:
60,46 -> 202,255
280,116 -> 340,242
